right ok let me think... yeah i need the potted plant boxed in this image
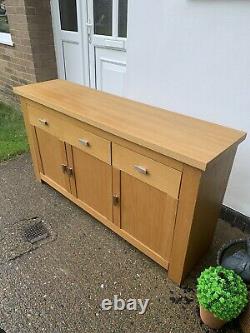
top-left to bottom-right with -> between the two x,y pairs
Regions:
197,266 -> 248,329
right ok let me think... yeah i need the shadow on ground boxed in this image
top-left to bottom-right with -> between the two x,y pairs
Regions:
0,154 -> 248,333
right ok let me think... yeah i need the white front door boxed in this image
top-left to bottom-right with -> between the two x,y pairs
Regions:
51,0 -> 89,85
51,0 -> 128,96
87,0 -> 127,96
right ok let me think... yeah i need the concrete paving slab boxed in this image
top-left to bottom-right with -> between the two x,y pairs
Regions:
0,154 -> 248,333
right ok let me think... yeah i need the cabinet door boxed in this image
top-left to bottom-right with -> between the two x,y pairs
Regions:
35,127 -> 71,192
120,172 -> 178,262
72,146 -> 113,221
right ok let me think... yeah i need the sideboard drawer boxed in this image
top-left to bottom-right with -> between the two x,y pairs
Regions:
28,103 -> 111,164
28,104 -> 62,138
62,123 -> 111,164
112,143 -> 182,199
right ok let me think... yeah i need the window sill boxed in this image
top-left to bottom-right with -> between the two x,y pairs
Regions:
0,32 -> 14,46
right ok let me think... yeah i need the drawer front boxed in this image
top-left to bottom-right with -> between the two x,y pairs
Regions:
61,122 -> 111,164
28,103 -> 111,164
28,104 -> 62,138
112,143 -> 182,199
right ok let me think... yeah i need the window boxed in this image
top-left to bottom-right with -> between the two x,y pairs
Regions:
59,0 -> 78,32
0,0 -> 13,46
118,0 -> 127,38
93,0 -> 128,38
94,0 -> 113,36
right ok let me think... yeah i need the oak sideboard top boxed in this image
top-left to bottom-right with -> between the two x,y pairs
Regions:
14,79 -> 246,170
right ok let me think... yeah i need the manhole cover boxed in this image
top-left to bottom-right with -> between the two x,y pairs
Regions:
23,221 -> 49,244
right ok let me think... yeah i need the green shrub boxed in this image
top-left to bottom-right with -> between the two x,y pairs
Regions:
197,266 -> 248,321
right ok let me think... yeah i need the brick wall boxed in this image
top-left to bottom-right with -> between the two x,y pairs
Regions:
0,0 -> 57,107
25,0 -> 57,83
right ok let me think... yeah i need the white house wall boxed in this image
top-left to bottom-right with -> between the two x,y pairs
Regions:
124,0 -> 250,216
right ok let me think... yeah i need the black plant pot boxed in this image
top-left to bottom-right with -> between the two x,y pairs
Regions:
217,239 -> 250,283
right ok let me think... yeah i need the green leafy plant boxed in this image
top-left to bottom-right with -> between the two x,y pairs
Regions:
197,266 -> 248,322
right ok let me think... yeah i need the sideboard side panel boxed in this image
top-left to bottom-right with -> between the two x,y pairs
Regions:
20,98 -> 42,181
169,145 -> 238,285
182,145 -> 238,278
168,165 -> 202,284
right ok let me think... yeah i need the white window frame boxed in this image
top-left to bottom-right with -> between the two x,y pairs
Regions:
91,0 -> 127,49
0,31 -> 13,46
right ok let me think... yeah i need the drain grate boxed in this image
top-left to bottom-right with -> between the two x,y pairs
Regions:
0,217 -> 56,265
23,221 -> 49,244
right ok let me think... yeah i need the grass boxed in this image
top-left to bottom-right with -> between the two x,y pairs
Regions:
0,102 -> 28,161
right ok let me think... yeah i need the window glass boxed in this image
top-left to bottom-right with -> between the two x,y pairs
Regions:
118,0 -> 127,38
0,0 -> 9,33
94,0 -> 112,36
59,0 -> 78,32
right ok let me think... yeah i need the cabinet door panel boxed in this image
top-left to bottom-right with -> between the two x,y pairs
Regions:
121,172 -> 177,261
72,146 -> 113,221
35,127 -> 71,192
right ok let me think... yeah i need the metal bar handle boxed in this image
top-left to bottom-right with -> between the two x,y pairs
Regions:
134,165 -> 148,175
38,118 -> 48,126
79,138 -> 90,147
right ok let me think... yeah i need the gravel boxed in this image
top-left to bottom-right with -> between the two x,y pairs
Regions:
0,153 -> 247,333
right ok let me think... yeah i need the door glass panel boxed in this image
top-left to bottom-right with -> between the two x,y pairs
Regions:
59,0 -> 78,32
118,0 -> 128,38
94,0 -> 112,36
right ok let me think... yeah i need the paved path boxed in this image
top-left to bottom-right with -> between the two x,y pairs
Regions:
0,154 -> 245,333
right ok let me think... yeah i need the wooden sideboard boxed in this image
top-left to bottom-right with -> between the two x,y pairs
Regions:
14,80 -> 246,285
